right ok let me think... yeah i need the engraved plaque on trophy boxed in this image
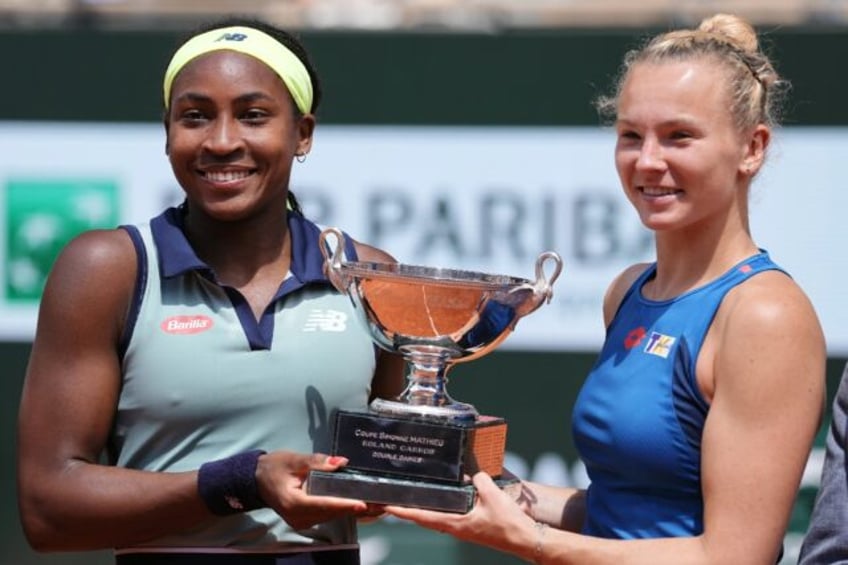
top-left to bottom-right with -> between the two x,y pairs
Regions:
306,228 -> 563,513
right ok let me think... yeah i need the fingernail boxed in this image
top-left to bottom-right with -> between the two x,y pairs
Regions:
326,456 -> 346,465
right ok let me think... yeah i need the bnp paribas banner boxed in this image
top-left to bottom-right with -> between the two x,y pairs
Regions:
1,123 -> 846,355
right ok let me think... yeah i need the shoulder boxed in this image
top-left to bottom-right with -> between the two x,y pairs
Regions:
712,269 -> 825,395
719,270 -> 822,342
54,228 -> 137,274
35,228 -> 139,346
602,262 -> 652,325
352,239 -> 396,263
44,228 -> 138,307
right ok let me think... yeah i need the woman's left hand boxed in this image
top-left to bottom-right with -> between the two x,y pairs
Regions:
385,472 -> 538,559
256,451 -> 368,530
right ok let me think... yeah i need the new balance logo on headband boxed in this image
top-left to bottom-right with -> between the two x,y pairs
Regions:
215,32 -> 247,42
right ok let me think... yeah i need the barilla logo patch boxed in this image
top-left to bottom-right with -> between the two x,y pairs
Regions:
161,315 -> 214,335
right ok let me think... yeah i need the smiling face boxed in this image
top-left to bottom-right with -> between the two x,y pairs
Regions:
165,50 -> 314,222
614,58 -> 763,235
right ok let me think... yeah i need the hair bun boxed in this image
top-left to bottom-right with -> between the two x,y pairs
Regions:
698,13 -> 759,54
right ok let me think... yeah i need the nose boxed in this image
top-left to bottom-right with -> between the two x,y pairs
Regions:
203,116 -> 243,155
635,137 -> 666,172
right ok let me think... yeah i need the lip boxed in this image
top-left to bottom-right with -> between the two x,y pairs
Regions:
638,186 -> 682,198
196,167 -> 257,186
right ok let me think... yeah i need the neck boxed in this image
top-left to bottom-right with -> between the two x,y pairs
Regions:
646,217 -> 758,301
182,204 -> 292,284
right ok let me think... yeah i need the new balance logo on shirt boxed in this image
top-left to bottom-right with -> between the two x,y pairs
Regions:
303,309 -> 348,332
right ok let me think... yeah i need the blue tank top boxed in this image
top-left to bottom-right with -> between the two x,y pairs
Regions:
572,251 -> 786,539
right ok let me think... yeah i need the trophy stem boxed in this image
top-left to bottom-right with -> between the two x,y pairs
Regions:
370,346 -> 478,421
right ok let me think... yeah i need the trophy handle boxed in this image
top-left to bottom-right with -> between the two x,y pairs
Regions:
319,227 -> 347,293
534,251 -> 564,304
509,251 -> 564,319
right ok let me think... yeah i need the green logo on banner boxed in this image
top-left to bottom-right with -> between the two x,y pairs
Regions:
4,179 -> 119,302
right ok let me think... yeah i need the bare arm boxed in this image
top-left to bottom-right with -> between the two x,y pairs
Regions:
17,229 -> 210,550
515,481 -> 586,532
387,272 -> 826,565
695,273 -> 825,562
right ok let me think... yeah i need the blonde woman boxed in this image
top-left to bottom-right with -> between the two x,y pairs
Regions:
387,14 -> 826,565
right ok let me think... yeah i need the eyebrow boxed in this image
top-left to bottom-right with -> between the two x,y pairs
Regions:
616,116 -> 700,129
173,91 -> 277,106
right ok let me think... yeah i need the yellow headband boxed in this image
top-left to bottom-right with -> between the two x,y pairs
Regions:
163,26 -> 313,114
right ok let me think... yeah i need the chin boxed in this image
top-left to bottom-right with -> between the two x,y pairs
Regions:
638,215 -> 680,232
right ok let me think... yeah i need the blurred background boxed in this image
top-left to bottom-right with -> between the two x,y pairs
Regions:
1,1 -> 847,564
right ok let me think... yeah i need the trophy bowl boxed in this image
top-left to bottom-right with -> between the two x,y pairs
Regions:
320,227 -> 563,422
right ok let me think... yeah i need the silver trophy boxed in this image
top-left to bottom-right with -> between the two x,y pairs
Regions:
308,227 -> 563,512
320,227 -> 563,421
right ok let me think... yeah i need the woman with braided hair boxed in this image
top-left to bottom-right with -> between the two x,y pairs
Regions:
386,14 -> 825,564
17,15 -> 404,565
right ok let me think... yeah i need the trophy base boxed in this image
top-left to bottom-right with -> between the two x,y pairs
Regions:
331,409 -> 507,482
306,468 -> 520,513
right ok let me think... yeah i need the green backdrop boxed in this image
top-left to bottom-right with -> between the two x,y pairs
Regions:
2,22 -> 846,564
2,26 -> 847,125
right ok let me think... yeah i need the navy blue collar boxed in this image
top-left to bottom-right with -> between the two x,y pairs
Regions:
147,205 -> 359,350
150,205 -> 358,290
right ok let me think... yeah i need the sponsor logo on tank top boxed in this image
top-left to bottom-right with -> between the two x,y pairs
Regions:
303,309 -> 348,332
644,331 -> 676,358
160,315 -> 214,334
624,326 -> 647,349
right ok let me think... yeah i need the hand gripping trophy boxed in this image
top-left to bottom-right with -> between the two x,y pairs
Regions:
307,228 -> 563,512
